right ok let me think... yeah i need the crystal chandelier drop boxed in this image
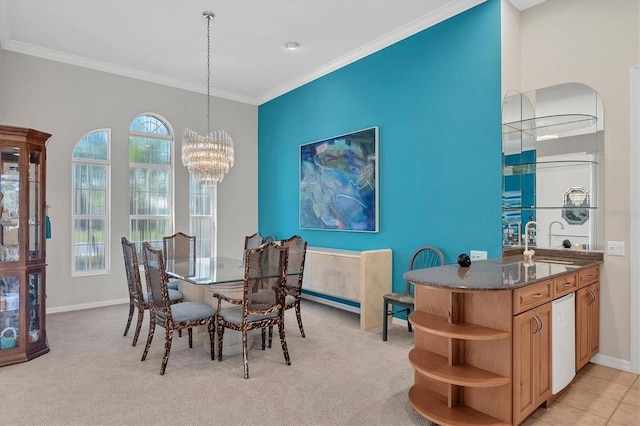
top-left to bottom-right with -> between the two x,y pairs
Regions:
182,11 -> 234,186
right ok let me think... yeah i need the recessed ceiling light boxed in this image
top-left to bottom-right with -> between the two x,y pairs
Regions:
284,41 -> 301,51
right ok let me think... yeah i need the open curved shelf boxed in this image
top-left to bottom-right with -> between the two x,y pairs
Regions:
409,385 -> 508,426
409,348 -> 511,388
409,311 -> 510,340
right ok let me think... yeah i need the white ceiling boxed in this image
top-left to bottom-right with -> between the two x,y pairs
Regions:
0,0 -> 490,105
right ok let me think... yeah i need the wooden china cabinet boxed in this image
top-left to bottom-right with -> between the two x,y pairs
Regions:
0,125 -> 51,367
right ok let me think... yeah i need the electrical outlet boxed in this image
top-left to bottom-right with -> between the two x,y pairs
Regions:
607,241 -> 625,256
470,250 -> 488,261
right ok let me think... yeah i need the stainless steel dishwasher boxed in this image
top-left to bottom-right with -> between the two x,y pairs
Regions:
552,292 -> 576,394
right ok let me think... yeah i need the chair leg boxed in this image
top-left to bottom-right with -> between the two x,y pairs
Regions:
124,302 -> 134,336
242,329 -> 249,379
208,321 -> 215,360
217,321 -> 224,362
132,308 -> 145,347
141,320 -> 155,362
268,326 -> 273,348
188,328 -> 193,348
160,328 -> 173,375
382,299 -> 389,341
295,302 -> 305,338
406,308 -> 412,332
278,321 -> 291,366
261,328 -> 266,350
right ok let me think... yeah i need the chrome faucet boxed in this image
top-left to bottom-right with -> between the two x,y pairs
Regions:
524,220 -> 538,258
507,221 -> 521,246
548,220 -> 565,246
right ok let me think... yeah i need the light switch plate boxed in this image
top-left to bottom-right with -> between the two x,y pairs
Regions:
607,241 -> 625,256
470,250 -> 488,261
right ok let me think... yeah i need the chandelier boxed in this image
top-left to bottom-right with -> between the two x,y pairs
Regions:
182,11 -> 234,186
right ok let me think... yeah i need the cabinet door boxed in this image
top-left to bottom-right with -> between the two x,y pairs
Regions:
513,303 -> 552,426
588,283 -> 600,360
576,283 -> 599,371
513,309 -> 536,425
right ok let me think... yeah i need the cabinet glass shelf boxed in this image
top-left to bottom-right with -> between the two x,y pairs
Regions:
502,113 -> 597,135
503,160 -> 598,176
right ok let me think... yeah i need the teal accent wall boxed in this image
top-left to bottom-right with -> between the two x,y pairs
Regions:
258,0 -> 502,294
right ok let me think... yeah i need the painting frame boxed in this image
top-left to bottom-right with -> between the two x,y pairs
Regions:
299,126 -> 379,232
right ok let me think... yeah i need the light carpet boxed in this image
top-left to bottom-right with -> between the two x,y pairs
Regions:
0,300 -> 434,426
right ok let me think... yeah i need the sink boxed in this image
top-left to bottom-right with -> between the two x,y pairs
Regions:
533,258 -> 576,266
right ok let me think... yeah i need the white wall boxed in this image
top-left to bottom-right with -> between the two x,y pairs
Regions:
500,0 -> 521,97
0,51 -> 258,310
507,0 -> 640,364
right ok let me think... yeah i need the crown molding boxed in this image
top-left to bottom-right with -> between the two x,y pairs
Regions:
256,0 -> 485,105
0,0 -> 484,107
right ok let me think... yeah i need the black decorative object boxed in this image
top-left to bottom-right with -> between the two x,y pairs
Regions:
457,253 -> 471,267
562,239 -> 572,249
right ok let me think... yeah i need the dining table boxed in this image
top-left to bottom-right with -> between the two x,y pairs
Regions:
165,256 -> 300,355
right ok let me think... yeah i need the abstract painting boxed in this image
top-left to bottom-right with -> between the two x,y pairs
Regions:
299,127 -> 378,232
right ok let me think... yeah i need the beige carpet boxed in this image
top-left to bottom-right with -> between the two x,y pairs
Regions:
0,300 -> 433,425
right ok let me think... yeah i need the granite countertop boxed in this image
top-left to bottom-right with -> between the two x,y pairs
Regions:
404,252 -> 602,291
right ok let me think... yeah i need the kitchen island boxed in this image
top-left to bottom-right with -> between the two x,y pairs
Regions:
404,252 -> 602,426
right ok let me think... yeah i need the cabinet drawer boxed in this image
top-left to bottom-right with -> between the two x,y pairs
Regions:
578,266 -> 600,288
514,280 -> 553,314
554,273 -> 578,298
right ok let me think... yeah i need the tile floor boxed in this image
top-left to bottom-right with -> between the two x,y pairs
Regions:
524,363 -> 640,425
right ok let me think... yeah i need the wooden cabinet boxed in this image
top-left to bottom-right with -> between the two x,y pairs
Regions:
0,126 -> 51,367
576,281 -> 600,371
407,260 -> 601,425
513,302 -> 552,425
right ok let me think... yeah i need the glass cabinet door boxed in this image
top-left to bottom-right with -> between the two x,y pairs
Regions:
0,274 -> 21,350
28,271 -> 42,344
0,146 -> 21,263
29,149 -> 43,260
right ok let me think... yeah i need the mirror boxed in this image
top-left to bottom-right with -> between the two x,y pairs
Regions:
502,83 -> 604,252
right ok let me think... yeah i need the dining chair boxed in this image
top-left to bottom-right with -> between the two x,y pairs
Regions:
211,241 -> 291,379
268,235 -> 307,347
121,237 -> 184,347
244,232 -> 265,250
382,246 -> 445,341
140,242 -> 216,375
163,232 -> 196,279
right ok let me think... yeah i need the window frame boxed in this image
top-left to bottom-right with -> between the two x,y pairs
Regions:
189,174 -> 217,259
71,128 -> 111,277
128,113 -> 175,253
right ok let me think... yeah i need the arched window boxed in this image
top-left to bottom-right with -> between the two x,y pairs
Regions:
72,129 -> 110,275
128,114 -> 173,253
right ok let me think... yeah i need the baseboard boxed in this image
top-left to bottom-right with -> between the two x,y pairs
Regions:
47,298 -> 128,314
590,353 -> 632,373
301,293 -> 360,314
391,317 -> 409,327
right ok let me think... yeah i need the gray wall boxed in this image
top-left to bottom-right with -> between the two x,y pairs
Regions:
0,51 -> 258,310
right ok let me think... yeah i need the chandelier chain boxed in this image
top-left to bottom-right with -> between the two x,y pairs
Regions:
206,13 -> 211,135
181,11 -> 234,186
